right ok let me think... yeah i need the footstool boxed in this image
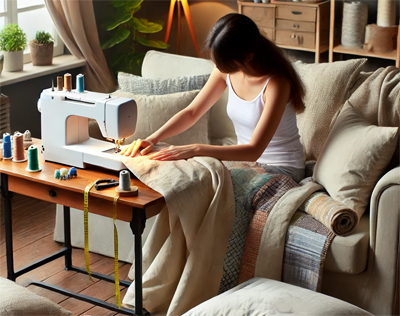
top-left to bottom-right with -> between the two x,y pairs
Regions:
184,278 -> 373,316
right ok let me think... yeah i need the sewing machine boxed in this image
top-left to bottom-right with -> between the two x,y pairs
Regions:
37,88 -> 137,171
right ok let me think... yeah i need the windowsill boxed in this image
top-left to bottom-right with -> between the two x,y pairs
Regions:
0,54 -> 86,87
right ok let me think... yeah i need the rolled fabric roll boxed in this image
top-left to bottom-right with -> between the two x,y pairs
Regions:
341,1 -> 368,48
299,191 -> 358,236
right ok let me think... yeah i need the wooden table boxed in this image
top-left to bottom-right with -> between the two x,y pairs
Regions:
0,139 -> 165,315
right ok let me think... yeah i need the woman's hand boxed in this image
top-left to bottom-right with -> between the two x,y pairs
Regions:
119,139 -> 154,157
148,145 -> 197,161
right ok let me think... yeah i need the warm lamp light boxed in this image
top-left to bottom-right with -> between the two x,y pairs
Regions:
165,0 -> 199,56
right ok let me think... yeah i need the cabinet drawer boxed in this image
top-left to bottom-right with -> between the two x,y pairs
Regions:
242,6 -> 275,29
259,27 -> 274,41
275,29 -> 315,49
276,19 -> 315,33
276,5 -> 316,22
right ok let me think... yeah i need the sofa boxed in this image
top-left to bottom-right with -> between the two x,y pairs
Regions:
54,50 -> 400,316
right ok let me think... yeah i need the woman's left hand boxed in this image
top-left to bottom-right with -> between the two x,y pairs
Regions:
148,145 -> 197,161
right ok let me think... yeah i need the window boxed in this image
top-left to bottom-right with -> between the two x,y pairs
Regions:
0,0 -> 64,63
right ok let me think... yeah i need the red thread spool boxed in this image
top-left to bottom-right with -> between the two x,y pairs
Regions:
12,132 -> 26,162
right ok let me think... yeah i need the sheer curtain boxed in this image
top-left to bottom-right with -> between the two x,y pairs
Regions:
45,0 -> 116,93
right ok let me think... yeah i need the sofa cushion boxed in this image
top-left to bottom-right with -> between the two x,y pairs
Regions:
183,277 -> 373,316
141,50 -> 237,146
294,58 -> 367,161
0,278 -> 71,315
313,101 -> 399,219
117,72 -> 210,95
325,214 -> 369,274
111,90 -> 210,146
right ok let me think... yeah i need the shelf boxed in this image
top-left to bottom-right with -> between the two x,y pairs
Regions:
279,44 -> 329,53
0,54 -> 86,87
332,44 -> 397,61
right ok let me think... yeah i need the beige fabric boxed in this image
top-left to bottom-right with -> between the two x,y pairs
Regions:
347,65 -> 400,168
121,145 -> 235,316
0,278 -> 71,315
112,90 -> 210,146
184,277 -> 373,316
300,191 -> 358,236
313,101 -> 399,219
45,0 -> 116,92
141,50 -> 237,146
294,59 -> 367,161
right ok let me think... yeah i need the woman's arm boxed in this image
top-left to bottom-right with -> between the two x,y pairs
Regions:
149,76 -> 291,161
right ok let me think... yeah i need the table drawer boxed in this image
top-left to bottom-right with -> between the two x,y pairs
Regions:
276,5 -> 316,22
242,6 -> 275,29
275,29 -> 315,49
259,27 -> 274,41
276,19 -> 315,33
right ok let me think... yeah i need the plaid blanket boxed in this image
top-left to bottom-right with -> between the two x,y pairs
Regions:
220,162 -> 335,293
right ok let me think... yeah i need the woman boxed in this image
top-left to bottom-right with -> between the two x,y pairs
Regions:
122,13 -> 306,182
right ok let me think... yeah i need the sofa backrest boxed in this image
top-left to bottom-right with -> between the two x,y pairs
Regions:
141,50 -> 237,146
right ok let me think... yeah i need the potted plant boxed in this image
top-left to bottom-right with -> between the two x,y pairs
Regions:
30,31 -> 54,66
0,24 -> 27,72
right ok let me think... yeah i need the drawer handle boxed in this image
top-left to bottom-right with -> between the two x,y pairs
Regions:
291,11 -> 302,15
49,189 -> 57,198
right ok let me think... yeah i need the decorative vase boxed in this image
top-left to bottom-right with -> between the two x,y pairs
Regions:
4,50 -> 23,72
29,41 -> 54,66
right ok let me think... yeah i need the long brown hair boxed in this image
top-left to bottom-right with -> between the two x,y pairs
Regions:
203,13 -> 305,113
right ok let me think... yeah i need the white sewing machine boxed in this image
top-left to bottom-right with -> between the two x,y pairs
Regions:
37,88 -> 137,171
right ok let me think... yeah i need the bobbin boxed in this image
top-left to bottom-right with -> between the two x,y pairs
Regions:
115,170 -> 138,197
26,144 -> 42,172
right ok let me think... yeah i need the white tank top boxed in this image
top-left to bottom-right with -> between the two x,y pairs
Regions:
226,74 -> 305,169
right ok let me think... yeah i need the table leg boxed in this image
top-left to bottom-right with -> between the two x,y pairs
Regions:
63,206 -> 72,270
130,207 -> 146,316
1,173 -> 15,281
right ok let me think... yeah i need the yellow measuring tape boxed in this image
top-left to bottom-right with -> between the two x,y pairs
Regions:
84,182 -> 95,282
113,195 -> 121,308
83,182 -> 121,308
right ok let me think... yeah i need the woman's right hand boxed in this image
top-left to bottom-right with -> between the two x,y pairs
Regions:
119,139 -> 155,157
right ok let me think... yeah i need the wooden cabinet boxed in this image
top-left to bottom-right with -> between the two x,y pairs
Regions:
329,0 -> 400,67
238,1 -> 330,63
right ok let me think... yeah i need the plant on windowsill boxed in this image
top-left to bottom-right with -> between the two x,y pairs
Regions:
29,31 -> 54,66
0,23 -> 27,72
100,0 -> 168,75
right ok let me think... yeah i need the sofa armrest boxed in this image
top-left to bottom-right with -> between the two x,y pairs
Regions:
369,166 -> 400,251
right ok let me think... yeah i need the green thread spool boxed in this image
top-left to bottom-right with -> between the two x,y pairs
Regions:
26,145 -> 41,172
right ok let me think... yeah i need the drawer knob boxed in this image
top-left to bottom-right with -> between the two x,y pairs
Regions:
49,189 -> 57,198
291,34 -> 297,39
293,24 -> 299,28
291,11 -> 302,15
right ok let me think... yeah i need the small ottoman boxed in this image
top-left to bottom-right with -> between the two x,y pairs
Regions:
184,278 -> 373,316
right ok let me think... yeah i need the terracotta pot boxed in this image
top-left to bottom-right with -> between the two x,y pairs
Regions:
4,50 -> 23,72
29,41 -> 54,66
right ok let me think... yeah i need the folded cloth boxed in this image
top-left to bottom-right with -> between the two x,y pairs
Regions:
299,191 -> 358,236
121,143 -> 235,316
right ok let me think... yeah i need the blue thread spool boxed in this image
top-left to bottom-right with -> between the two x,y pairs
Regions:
26,145 -> 41,172
76,74 -> 84,93
3,133 -> 12,159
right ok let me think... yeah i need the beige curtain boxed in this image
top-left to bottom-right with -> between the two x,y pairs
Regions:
45,0 -> 116,93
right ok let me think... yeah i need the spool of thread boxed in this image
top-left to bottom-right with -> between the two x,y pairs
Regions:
26,145 -> 41,172
116,170 -> 138,196
76,74 -> 84,93
57,76 -> 63,91
377,0 -> 396,27
119,170 -> 131,191
3,133 -> 12,159
341,1 -> 368,48
12,132 -> 26,162
64,73 -> 72,92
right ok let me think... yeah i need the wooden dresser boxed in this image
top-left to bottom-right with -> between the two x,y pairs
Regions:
238,1 -> 330,63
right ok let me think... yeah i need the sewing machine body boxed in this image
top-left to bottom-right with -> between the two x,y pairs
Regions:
38,88 -> 136,171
